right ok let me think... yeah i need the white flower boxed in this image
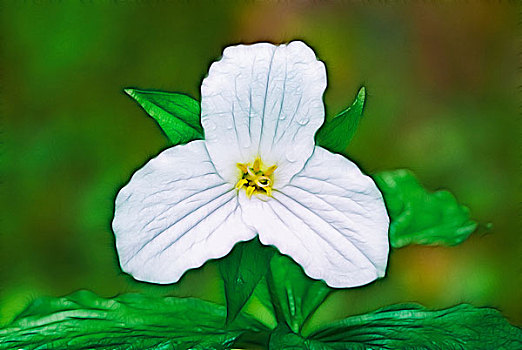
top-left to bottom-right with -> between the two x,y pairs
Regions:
112,41 -> 389,288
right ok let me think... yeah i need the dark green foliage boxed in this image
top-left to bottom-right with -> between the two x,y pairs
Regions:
266,254 -> 331,334
2,293 -> 519,350
218,238 -> 275,324
219,239 -> 330,334
124,88 -> 203,145
374,169 -> 478,248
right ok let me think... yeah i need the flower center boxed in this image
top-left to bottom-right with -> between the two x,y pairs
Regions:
235,157 -> 277,198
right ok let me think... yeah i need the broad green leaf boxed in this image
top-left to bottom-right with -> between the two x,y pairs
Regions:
0,290 -> 268,350
125,88 -> 203,145
315,86 -> 366,153
219,238 -> 275,324
308,304 -> 522,349
373,169 -> 478,248
265,253 -> 331,335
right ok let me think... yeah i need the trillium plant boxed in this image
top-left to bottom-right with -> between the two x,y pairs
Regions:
1,42 -> 520,349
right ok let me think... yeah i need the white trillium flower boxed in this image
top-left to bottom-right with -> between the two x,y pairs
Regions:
112,41 -> 389,288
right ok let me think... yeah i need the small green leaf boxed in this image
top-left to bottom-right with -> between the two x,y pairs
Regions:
125,88 -> 203,145
219,238 -> 275,324
373,169 -> 478,248
265,254 -> 331,335
0,290 -> 268,350
308,304 -> 522,349
316,86 -> 366,153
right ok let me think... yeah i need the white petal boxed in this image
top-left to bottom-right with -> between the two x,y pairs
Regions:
112,140 -> 256,284
201,41 -> 327,186
239,147 -> 389,288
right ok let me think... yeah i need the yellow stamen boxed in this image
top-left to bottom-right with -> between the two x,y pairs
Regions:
246,186 -> 255,198
247,167 -> 256,177
264,187 -> 272,197
264,165 -> 277,176
253,157 -> 261,172
235,178 -> 248,189
255,176 -> 270,188
237,163 -> 248,173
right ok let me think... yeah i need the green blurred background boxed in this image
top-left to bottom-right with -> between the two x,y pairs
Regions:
1,0 -> 520,331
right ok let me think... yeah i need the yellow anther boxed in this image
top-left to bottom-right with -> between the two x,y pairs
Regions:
264,165 -> 277,176
235,178 -> 248,189
246,186 -> 256,198
264,187 -> 273,197
255,176 -> 270,188
253,157 -> 261,172
237,163 -> 248,174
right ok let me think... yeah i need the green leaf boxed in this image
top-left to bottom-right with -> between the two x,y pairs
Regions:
218,238 -> 275,324
308,304 -> 522,349
0,290 -> 268,350
373,169 -> 478,248
125,88 -> 203,145
265,253 -> 332,335
315,86 -> 366,153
